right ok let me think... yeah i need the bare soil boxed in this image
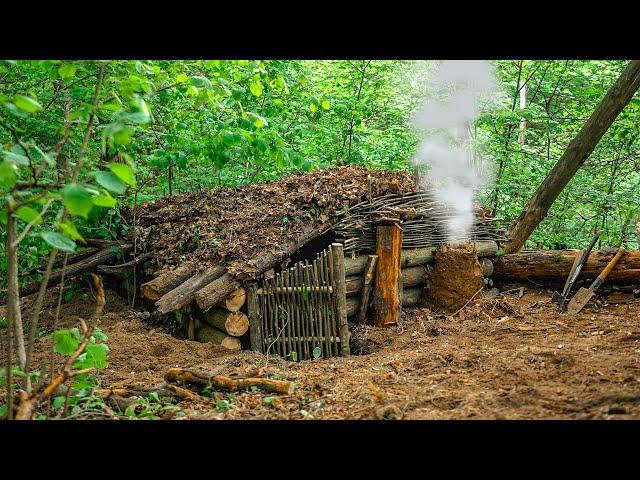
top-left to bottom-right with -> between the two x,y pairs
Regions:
3,284 -> 640,420
425,244 -> 484,313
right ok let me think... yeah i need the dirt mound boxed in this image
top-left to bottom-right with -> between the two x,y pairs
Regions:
127,166 -> 414,277
425,243 -> 484,313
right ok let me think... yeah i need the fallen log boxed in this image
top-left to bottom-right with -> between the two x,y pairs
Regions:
223,287 -> 246,312
98,252 -> 154,273
203,308 -> 249,337
140,264 -> 196,300
198,325 -> 242,350
344,240 -> 498,276
347,287 -> 422,317
7,245 -> 133,302
20,247 -> 99,278
493,249 -> 640,283
165,367 -> 295,395
195,220 -> 333,311
156,265 -> 227,314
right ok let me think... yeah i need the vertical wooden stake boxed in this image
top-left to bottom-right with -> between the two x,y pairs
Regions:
331,243 -> 350,357
247,283 -> 262,353
373,223 -> 403,327
356,255 -> 378,325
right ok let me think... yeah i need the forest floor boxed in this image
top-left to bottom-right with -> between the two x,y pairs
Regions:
3,284 -> 640,420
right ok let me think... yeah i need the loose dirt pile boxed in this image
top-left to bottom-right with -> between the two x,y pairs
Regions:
127,167 -> 415,277
425,244 -> 484,313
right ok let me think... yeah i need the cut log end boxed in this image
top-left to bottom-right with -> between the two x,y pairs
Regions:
198,325 -> 242,350
224,287 -> 247,312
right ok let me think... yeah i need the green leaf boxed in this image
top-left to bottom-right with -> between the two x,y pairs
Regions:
300,286 -> 309,301
149,391 -> 160,403
53,329 -> 80,356
289,351 -> 298,362
14,95 -> 43,113
0,161 -> 17,188
63,184 -> 93,218
312,346 -> 322,359
85,343 -> 109,369
94,171 -> 126,194
108,163 -> 136,187
3,150 -> 29,166
92,328 -> 108,341
91,191 -> 117,208
41,231 -> 76,252
58,64 -> 77,80
58,220 -> 84,242
52,396 -> 66,410
15,206 -> 42,225
0,404 -> 8,418
246,112 -> 268,129
249,80 -> 264,97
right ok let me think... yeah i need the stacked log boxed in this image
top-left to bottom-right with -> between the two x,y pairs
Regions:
343,240 -> 498,316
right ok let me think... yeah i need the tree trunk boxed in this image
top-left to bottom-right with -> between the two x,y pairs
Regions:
6,215 -> 26,371
506,60 -> 640,253
197,325 -> 242,350
156,265 -> 227,314
140,264 -> 196,301
493,249 -> 640,282
202,308 -> 249,337
373,224 -> 403,327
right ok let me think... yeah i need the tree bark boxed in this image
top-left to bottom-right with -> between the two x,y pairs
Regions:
202,308 -> 249,337
156,265 -> 227,314
373,224 -> 403,327
331,243 -> 349,356
197,325 -> 242,350
140,264 -> 196,301
506,60 -> 640,253
493,249 -> 640,282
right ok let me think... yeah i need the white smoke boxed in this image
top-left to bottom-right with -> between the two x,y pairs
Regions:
410,60 -> 503,244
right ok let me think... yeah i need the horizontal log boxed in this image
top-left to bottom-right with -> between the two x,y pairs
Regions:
493,249 -> 640,283
344,240 -> 498,276
141,264 -> 196,301
165,367 -> 295,395
198,325 -> 242,350
345,260 -> 493,297
347,287 -> 422,317
156,265 -> 227,314
202,308 -> 249,337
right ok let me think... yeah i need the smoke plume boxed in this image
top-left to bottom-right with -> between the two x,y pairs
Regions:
410,60 -> 503,244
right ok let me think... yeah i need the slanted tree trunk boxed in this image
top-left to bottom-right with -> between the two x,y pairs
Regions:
506,60 -> 640,253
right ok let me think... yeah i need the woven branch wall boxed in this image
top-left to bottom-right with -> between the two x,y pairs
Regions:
334,191 -> 508,255
248,245 -> 348,361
